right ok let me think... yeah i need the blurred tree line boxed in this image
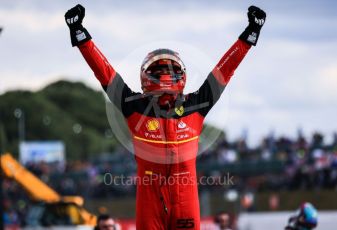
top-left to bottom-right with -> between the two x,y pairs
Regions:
0,80 -> 118,160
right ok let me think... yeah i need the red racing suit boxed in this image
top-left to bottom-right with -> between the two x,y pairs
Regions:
78,39 -> 251,230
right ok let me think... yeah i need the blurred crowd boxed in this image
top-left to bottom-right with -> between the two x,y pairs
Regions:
3,131 -> 337,226
198,131 -> 337,192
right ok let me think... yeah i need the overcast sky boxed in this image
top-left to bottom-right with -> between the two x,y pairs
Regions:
1,0 -> 337,146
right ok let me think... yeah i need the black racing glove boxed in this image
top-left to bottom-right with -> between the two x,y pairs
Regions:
239,6 -> 266,46
65,4 -> 91,47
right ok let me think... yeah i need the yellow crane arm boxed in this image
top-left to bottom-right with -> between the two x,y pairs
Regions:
1,153 -> 61,203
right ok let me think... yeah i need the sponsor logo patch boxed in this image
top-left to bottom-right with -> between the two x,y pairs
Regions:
76,31 -> 86,41
175,106 -> 184,116
146,119 -> 160,132
178,120 -> 187,129
176,218 -> 194,228
145,132 -> 162,139
247,32 -> 257,43
177,134 -> 189,139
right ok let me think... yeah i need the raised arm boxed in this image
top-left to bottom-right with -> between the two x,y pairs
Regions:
212,5 -> 266,85
78,40 -> 116,87
64,4 -> 116,88
211,39 -> 251,86
187,6 -> 266,117
64,4 -> 140,118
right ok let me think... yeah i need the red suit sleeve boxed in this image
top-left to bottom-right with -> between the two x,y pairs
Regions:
187,40 -> 251,117
78,40 -> 141,118
78,40 -> 116,87
211,39 -> 251,86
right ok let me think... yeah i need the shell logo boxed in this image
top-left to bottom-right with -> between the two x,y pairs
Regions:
146,119 -> 160,132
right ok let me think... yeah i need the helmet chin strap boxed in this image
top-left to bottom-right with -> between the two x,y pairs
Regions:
156,92 -> 182,109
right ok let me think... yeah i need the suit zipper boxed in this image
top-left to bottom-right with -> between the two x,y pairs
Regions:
160,196 -> 168,214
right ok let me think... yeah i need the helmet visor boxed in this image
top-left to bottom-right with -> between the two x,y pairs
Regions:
145,59 -> 184,81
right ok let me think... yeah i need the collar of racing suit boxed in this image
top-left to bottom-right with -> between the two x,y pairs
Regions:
157,93 -> 180,109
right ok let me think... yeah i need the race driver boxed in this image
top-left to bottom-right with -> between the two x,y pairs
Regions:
285,202 -> 318,230
65,4 -> 266,230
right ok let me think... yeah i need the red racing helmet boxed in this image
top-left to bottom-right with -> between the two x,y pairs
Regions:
140,49 -> 186,95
